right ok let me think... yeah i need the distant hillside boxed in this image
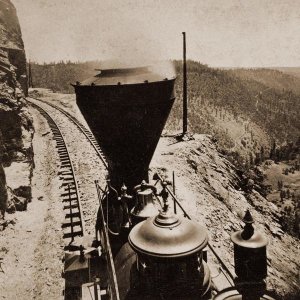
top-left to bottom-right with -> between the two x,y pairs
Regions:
30,61 -> 101,93
275,67 -> 300,80
227,68 -> 300,95
169,61 -> 299,159
29,60 -> 300,167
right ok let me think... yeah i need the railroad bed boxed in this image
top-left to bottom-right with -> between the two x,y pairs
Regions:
27,97 -> 108,246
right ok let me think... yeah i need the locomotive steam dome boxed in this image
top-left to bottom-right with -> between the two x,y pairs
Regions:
125,204 -> 211,299
129,211 -> 208,257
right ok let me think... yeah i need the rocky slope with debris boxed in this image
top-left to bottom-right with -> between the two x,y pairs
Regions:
0,0 -> 33,223
0,107 -> 64,299
151,134 -> 300,299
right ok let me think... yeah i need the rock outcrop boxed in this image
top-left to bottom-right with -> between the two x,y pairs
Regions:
0,0 -> 27,95
0,0 -> 33,222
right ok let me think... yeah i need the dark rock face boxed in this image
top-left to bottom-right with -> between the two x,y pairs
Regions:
0,164 -> 7,218
0,0 -> 33,220
0,0 -> 27,95
6,187 -> 28,213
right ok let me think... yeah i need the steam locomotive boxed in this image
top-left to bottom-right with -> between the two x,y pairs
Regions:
63,62 -> 275,300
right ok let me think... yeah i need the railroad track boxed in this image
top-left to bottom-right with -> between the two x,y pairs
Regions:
29,97 -> 108,170
28,100 -> 86,248
27,97 -> 110,246
27,97 -> 119,299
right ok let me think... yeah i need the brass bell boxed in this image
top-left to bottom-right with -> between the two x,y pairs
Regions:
130,180 -> 159,225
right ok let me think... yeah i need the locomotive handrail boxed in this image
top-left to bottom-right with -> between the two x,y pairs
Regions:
154,173 -> 235,283
154,173 -> 190,219
95,180 -> 120,300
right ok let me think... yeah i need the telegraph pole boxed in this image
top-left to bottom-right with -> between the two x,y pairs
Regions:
182,32 -> 188,135
28,60 -> 33,88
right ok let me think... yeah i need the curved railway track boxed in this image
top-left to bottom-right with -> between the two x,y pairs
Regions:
28,100 -> 86,247
29,97 -> 108,169
27,97 -> 119,298
27,97 -> 108,248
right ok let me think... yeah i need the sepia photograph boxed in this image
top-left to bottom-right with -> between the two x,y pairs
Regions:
0,0 -> 299,299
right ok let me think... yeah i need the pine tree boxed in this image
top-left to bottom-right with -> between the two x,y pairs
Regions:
254,152 -> 261,165
270,140 -> 276,159
280,190 -> 284,201
260,146 -> 265,162
291,193 -> 295,202
249,152 -> 254,166
282,190 -> 286,198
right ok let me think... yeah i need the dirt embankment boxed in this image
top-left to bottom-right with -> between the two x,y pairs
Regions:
0,107 -> 64,299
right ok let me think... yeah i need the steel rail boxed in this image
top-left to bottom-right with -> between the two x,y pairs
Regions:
27,99 -> 85,244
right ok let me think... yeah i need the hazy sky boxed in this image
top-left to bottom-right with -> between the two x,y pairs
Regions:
13,0 -> 300,67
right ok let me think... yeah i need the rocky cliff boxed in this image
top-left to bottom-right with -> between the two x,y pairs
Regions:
0,0 -> 27,95
0,0 -> 33,223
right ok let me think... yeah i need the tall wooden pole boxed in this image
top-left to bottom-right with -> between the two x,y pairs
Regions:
28,60 -> 33,88
182,32 -> 188,134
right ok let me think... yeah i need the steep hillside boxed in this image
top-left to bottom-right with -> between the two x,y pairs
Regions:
275,67 -> 300,80
168,61 -> 299,165
226,68 -> 300,95
151,134 -> 299,299
30,60 -> 100,93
